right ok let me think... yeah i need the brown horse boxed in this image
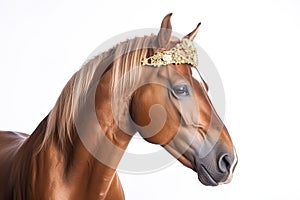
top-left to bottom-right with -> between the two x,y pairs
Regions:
0,13 -> 237,200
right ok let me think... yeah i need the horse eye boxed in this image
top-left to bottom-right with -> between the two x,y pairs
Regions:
173,85 -> 190,96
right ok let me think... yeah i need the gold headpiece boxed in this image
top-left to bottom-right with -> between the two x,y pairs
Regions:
141,38 -> 198,67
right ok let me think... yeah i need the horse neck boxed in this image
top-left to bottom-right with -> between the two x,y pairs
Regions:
16,72 -> 133,199
71,65 -> 135,198
23,126 -> 128,200
62,67 -> 133,198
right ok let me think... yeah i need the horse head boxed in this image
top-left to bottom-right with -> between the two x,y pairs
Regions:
130,13 -> 237,186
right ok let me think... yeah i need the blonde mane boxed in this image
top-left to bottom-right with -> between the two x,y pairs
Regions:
38,34 -> 158,153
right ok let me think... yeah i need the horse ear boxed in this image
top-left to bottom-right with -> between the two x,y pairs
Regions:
156,13 -> 173,48
184,22 -> 201,41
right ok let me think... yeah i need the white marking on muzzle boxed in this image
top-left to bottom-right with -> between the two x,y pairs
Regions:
219,147 -> 238,185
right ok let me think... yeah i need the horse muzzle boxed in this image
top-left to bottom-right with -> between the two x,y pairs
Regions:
195,143 -> 238,186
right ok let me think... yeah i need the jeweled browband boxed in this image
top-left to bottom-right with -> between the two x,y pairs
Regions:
141,38 -> 198,67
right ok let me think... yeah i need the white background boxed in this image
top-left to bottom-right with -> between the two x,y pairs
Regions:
1,0 -> 300,199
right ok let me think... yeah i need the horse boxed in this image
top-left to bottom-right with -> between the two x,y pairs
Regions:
0,13 -> 237,200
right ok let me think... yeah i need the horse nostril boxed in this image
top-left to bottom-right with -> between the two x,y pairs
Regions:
218,154 -> 232,173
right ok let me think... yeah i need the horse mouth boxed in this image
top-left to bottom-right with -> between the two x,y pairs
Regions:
197,165 -> 218,186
